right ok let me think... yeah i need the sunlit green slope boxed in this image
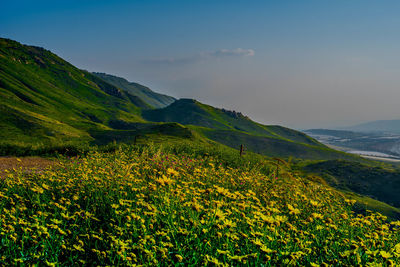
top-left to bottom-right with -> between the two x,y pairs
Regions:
143,99 -> 362,160
0,38 -> 365,161
0,38 -> 187,146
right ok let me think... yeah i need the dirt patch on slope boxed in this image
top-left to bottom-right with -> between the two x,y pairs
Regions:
0,157 -> 59,178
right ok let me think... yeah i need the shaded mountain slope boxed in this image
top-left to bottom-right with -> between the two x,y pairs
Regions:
142,99 -> 365,160
203,129 -> 357,160
304,160 -> 400,208
0,38 -> 186,145
143,98 -> 321,146
93,72 -> 176,109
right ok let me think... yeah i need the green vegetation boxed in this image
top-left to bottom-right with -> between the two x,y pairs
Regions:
303,160 -> 400,211
0,38 -> 196,150
1,143 -> 400,265
93,72 -> 176,109
144,99 -> 317,144
0,37 -> 360,162
203,129 -> 359,160
0,38 -> 139,144
342,191 -> 400,221
3,37 -> 400,246
142,99 -> 365,160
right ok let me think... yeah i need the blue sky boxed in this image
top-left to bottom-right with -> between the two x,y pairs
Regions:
2,1 -> 400,128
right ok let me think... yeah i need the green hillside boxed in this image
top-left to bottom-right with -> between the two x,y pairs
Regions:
202,129 -> 359,160
143,99 -> 364,160
3,37 -> 400,241
0,38 -> 188,147
0,37 -> 369,163
304,159 -> 400,208
144,99 -> 320,145
93,72 -> 176,109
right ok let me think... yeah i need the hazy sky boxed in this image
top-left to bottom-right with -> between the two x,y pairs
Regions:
2,0 -> 400,129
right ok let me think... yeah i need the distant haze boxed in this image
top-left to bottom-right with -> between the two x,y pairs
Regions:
3,0 -> 400,129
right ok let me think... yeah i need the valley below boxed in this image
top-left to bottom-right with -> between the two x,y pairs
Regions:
304,129 -> 400,162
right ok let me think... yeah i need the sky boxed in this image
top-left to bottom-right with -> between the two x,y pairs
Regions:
2,0 -> 400,129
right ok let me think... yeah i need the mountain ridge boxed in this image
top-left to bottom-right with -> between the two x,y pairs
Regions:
92,72 -> 176,109
0,37 -> 364,161
4,37 -> 400,219
341,119 -> 400,134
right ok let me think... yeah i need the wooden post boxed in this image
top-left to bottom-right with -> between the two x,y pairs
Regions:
276,159 -> 279,177
240,144 -> 244,156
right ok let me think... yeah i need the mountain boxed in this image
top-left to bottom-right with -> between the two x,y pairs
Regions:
143,99 -> 319,144
4,37 -> 400,218
0,37 -> 188,146
342,119 -> 400,134
0,37 -> 364,161
142,99 -> 363,159
92,72 -> 175,109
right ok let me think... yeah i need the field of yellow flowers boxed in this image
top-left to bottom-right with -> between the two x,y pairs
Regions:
1,144 -> 400,266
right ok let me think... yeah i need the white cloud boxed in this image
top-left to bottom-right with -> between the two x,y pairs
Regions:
142,48 -> 255,65
208,48 -> 255,58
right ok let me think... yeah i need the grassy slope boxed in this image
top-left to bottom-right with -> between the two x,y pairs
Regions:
3,38 -> 399,217
0,38 -> 136,143
1,142 -> 400,265
3,36 -> 400,236
92,72 -> 176,109
0,38 -> 357,162
163,140 -> 400,220
301,159 -> 400,218
342,191 -> 400,220
0,38 -> 190,147
143,99 -> 366,160
202,129 -> 360,160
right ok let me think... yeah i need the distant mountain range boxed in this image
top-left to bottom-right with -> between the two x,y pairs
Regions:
0,37 -> 360,160
341,119 -> 400,134
304,128 -> 400,158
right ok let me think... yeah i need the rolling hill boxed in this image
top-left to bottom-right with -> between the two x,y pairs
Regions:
0,38 -> 188,146
92,72 -> 176,109
3,37 -> 400,222
303,159 -> 400,219
143,99 -> 363,159
0,37 -> 363,161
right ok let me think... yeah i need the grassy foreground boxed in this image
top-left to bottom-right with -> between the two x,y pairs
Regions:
1,144 -> 400,266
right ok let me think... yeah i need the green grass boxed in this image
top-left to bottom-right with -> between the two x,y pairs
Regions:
141,99 -> 365,161
298,159 -> 400,219
201,128 -> 364,161
342,191 -> 400,220
143,99 -> 320,146
0,38 -> 158,146
4,37 -> 400,226
1,37 -> 364,163
92,72 -> 176,109
1,143 -> 400,265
